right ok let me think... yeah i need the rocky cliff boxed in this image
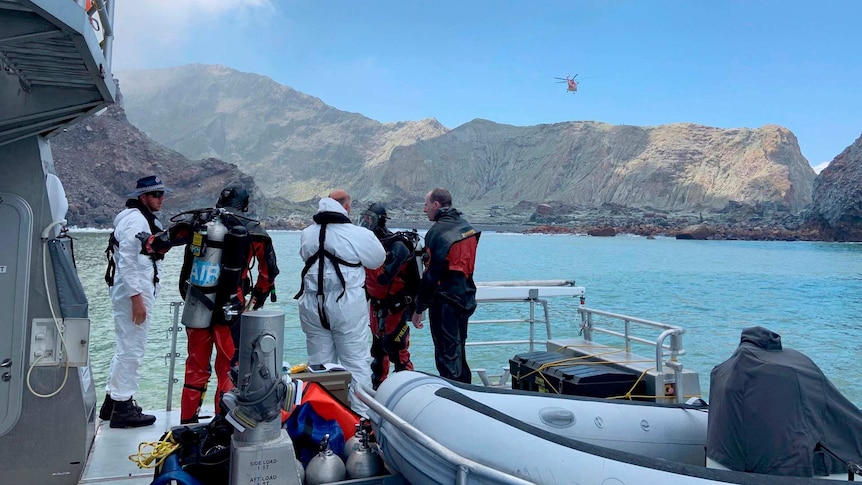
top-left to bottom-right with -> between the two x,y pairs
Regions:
50,88 -> 263,228
52,65 -> 862,241
119,64 -> 448,201
118,64 -> 815,214
357,120 -> 815,212
804,133 -> 862,241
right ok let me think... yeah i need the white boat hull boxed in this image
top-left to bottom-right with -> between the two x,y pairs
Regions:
368,371 -> 837,484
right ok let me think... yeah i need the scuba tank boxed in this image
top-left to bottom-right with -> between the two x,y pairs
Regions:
305,434 -> 346,485
408,229 -> 425,281
410,229 -> 428,282
345,425 -> 383,479
181,215 -> 228,328
296,457 -> 305,484
344,422 -> 362,460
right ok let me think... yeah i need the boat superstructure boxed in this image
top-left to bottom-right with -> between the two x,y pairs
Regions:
0,1 -> 115,483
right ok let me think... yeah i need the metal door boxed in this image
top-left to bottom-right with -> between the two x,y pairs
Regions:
0,193 -> 32,436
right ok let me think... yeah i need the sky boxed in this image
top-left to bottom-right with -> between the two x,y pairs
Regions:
110,0 -> 862,171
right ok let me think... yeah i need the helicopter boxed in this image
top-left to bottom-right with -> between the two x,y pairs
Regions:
555,74 -> 579,93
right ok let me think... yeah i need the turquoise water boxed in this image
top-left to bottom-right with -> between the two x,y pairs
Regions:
70,230 -> 862,410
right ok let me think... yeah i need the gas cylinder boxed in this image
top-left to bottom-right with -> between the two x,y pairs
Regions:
343,422 -> 362,460
413,232 -> 426,276
305,434 -> 346,485
181,215 -> 228,328
296,457 -> 305,484
345,430 -> 383,479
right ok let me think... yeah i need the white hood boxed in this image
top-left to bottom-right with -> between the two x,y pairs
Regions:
318,197 -> 347,215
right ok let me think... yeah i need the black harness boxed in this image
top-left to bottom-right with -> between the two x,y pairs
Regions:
368,231 -> 419,314
104,199 -> 164,289
294,211 -> 361,330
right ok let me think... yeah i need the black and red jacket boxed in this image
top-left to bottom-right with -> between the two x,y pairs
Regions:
414,207 -> 480,313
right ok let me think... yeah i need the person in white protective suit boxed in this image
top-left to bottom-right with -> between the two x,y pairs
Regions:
100,175 -> 170,428
296,189 -> 385,417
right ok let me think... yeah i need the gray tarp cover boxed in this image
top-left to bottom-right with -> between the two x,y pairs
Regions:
48,237 -> 88,318
707,326 -> 862,476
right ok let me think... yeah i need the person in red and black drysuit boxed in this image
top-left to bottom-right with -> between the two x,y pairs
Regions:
140,183 -> 279,423
361,203 -> 422,389
411,188 -> 480,384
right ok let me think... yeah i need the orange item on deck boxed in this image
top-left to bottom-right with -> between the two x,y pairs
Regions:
300,381 -> 361,440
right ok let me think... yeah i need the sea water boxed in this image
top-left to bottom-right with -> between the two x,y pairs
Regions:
70,230 -> 862,410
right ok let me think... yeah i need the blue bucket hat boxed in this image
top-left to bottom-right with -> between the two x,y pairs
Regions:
126,175 -> 171,197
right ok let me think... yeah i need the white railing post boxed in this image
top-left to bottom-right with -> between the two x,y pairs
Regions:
165,301 -> 183,411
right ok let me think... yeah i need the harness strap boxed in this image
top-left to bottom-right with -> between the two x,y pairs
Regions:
183,383 -> 207,393
315,224 -> 330,330
187,284 -> 216,311
369,293 -> 414,313
293,223 -> 361,330
104,231 -> 118,286
126,199 -> 164,287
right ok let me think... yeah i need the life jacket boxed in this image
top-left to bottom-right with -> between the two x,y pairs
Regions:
293,211 -> 361,330
283,380 -> 361,465
415,208 -> 481,312
366,231 -> 421,310
298,380 -> 360,441
424,209 -> 480,274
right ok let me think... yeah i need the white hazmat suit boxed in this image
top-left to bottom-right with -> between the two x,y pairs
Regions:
106,207 -> 161,402
298,198 -> 385,416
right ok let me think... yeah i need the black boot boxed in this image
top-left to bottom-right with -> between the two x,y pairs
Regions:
98,394 -> 114,421
100,394 -> 142,421
180,415 -> 199,425
110,398 -> 156,428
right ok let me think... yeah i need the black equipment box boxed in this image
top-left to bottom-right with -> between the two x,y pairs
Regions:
510,350 -> 645,399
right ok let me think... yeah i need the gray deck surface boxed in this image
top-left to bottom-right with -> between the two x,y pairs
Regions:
79,408 -> 213,485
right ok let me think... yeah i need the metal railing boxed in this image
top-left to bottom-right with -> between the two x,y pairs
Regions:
577,306 -> 688,403
462,280 -> 690,402
73,0 -> 115,70
355,385 -> 535,485
466,297 -> 552,351
468,280 -> 582,386
164,301 -> 183,411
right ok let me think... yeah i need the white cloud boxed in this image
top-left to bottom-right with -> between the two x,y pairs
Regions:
109,0 -> 275,71
812,161 -> 830,174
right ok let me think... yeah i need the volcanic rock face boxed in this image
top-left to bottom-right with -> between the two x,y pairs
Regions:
53,64 -> 862,241
118,64 -> 815,214
359,120 -> 815,213
118,64 -> 448,202
50,86 -> 260,228
804,133 -> 862,241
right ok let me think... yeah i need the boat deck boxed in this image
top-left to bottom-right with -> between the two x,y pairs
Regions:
77,281 -> 703,484
80,409 -> 210,485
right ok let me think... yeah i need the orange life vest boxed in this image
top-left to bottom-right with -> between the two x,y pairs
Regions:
299,381 -> 360,440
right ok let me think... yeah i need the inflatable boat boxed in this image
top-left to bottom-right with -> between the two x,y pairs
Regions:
359,326 -> 862,484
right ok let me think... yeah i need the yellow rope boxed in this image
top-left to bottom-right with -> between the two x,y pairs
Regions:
604,366 -> 654,400
534,372 -> 560,394
128,430 -> 180,469
520,349 -> 628,380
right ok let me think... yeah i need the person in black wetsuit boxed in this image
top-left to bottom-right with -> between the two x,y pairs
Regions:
411,188 -> 480,384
